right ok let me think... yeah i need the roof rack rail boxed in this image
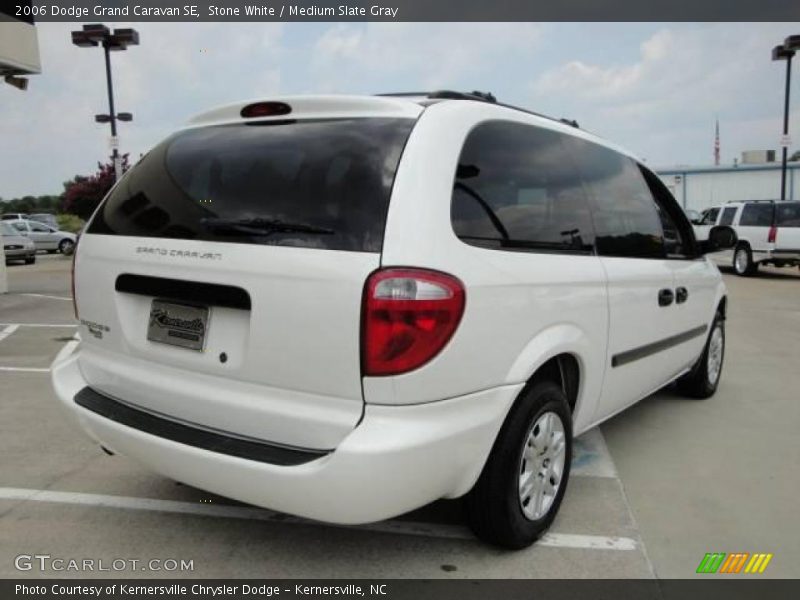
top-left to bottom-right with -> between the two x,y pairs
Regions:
726,199 -> 778,204
377,90 -> 580,129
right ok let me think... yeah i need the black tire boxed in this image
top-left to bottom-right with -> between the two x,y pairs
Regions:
466,380 -> 572,549
58,239 -> 75,255
24,256 -> 35,265
677,312 -> 725,399
733,244 -> 758,276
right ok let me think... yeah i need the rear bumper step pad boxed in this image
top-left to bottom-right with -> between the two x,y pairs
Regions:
74,387 -> 329,466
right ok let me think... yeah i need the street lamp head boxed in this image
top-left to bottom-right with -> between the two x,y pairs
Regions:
117,112 -> 133,122
784,35 -> 800,52
772,44 -> 795,61
94,114 -> 111,123
82,24 -> 110,43
114,29 -> 140,46
71,31 -> 99,48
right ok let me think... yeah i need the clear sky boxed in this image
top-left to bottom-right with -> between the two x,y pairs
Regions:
1,22 -> 799,198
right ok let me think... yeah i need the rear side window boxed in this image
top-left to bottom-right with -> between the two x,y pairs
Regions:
566,137 -> 665,259
88,118 -> 415,252
776,203 -> 800,227
739,203 -> 774,226
719,206 -> 738,226
451,121 -> 595,253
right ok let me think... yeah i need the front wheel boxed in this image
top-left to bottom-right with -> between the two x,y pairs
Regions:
466,380 -> 572,549
59,239 -> 75,255
677,313 -> 725,399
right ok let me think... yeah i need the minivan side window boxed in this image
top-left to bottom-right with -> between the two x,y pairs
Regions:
739,203 -> 774,227
719,206 -> 738,226
565,137 -> 665,259
638,165 -> 697,258
451,121 -> 596,254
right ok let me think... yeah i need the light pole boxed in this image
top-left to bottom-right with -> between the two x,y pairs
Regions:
772,35 -> 800,201
71,24 -> 139,181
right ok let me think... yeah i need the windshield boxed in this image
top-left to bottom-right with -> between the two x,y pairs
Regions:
0,222 -> 19,236
87,118 -> 416,252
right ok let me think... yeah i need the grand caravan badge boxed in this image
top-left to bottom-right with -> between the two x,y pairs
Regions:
147,300 -> 209,351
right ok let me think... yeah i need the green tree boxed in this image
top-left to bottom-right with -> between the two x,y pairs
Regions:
62,155 -> 129,219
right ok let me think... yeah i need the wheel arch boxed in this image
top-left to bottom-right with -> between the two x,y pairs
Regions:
504,323 -> 600,430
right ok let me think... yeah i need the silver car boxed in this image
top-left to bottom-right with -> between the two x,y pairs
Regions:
6,218 -> 76,254
1,221 -> 36,264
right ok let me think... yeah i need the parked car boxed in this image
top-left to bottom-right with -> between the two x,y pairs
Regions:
1,221 -> 36,264
5,218 -> 76,254
696,200 -> 800,275
1,212 -> 31,221
51,92 -> 736,549
29,213 -> 60,229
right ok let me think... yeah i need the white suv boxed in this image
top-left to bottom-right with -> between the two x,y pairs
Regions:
709,201 -> 800,276
52,92 -> 736,548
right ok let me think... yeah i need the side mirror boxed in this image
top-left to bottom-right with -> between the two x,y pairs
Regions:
700,225 -> 737,254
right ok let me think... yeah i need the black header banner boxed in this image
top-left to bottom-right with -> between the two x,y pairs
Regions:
5,0 -> 800,22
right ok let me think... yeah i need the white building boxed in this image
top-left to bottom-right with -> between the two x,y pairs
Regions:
1,6 -> 40,293
656,162 -> 800,212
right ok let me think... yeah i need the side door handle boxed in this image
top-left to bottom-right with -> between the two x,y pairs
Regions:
658,288 -> 674,307
676,286 -> 688,304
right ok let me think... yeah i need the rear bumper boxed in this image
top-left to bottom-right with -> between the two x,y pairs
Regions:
753,249 -> 800,263
52,346 -> 520,524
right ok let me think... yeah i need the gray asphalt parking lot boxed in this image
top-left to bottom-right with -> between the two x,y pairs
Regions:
0,254 -> 798,578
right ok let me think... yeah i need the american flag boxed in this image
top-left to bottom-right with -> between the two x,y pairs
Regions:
714,119 -> 720,166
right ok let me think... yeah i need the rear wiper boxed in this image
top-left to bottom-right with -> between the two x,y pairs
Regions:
201,217 -> 335,236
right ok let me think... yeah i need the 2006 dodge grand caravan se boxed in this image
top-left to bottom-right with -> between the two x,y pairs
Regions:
52,91 -> 737,548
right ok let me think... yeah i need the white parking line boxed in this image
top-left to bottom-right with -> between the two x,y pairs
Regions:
0,325 -> 79,373
18,293 -> 72,301
51,337 -> 80,367
0,487 -> 638,551
0,324 -> 20,343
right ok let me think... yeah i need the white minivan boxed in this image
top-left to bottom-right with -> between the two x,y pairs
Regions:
52,92 -> 736,548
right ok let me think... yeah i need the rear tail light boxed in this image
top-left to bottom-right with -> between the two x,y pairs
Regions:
71,237 -> 79,320
768,225 -> 777,244
361,268 -> 465,376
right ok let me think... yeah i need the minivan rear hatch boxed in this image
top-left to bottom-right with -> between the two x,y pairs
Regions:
75,106 -> 418,451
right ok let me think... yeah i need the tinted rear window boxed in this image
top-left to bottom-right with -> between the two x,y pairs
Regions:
88,118 -> 415,252
776,203 -> 800,227
739,203 -> 774,226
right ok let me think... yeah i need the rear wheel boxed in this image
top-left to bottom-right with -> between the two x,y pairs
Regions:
466,380 -> 572,549
677,312 -> 725,399
25,255 -> 35,265
733,244 -> 757,276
